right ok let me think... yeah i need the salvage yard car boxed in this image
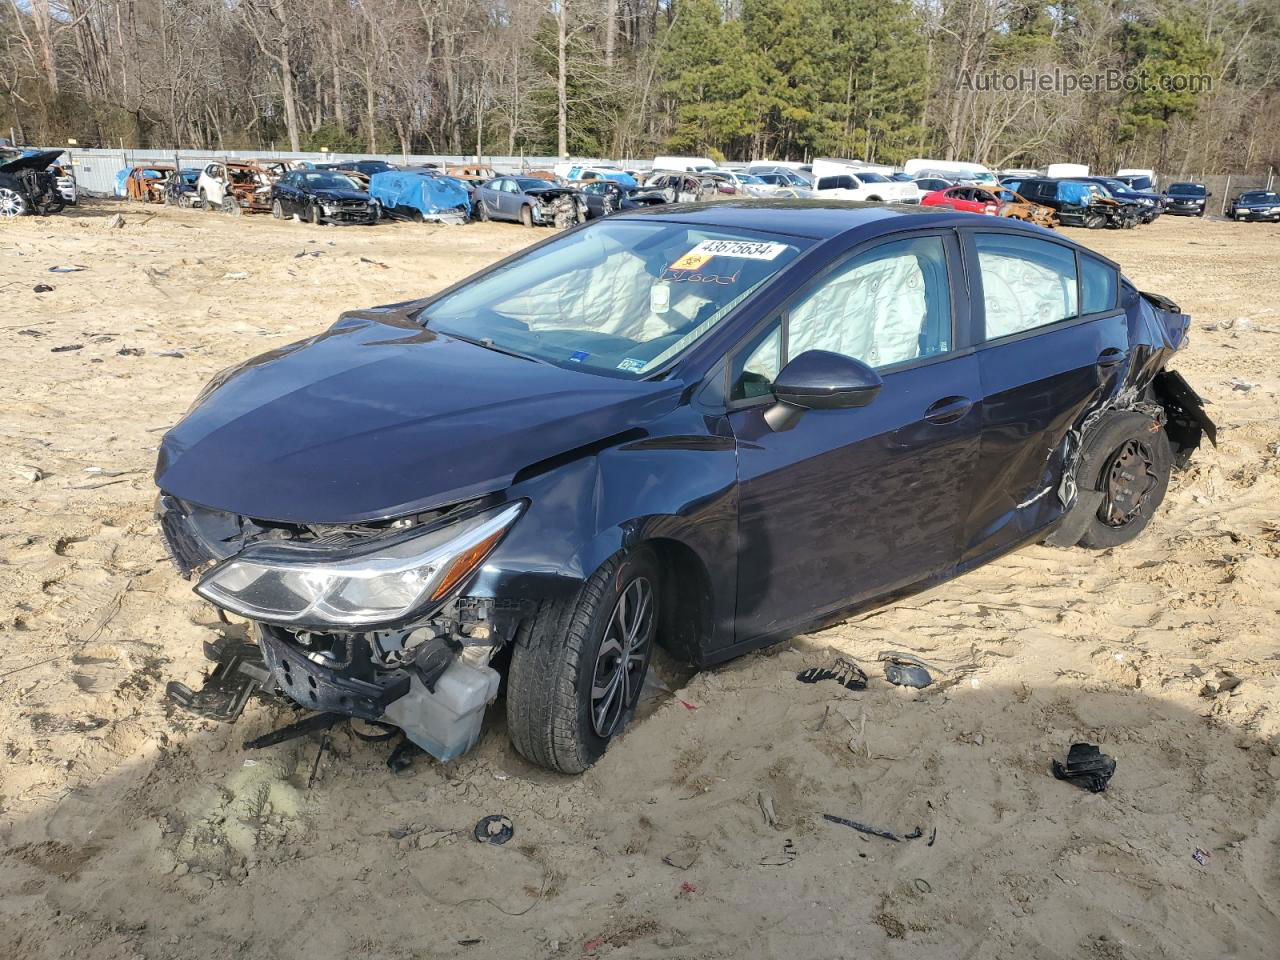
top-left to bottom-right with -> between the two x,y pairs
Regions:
125,164 -> 174,203
156,200 -> 1215,774
197,160 -> 278,215
577,179 -> 667,219
270,169 -> 378,225
1226,190 -> 1280,222
0,148 -> 66,217
473,176 -> 587,227
1164,182 -> 1210,217
1012,178 -> 1139,229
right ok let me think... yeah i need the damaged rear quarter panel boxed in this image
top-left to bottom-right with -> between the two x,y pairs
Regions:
959,261 -> 1192,565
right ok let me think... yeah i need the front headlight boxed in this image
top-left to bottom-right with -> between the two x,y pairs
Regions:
195,502 -> 524,628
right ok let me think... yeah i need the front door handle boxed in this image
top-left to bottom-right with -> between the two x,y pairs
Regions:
924,396 -> 974,425
1097,347 -> 1126,368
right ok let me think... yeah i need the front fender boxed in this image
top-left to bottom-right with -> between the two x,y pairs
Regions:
463,404 -> 739,661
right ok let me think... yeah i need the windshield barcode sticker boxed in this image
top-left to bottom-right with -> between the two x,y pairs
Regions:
681,239 -> 789,262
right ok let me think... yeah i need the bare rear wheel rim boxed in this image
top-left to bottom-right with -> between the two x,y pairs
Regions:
590,576 -> 654,738
1102,438 -> 1157,526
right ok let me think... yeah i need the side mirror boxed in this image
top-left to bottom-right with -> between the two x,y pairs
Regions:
766,350 -> 883,431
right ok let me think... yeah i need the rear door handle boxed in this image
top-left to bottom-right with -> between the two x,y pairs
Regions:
1097,347 -> 1126,368
923,396 -> 974,425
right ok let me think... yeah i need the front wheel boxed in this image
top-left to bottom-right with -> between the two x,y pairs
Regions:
507,548 -> 658,773
476,199 -> 489,222
0,186 -> 27,218
1084,211 -> 1106,229
308,203 -> 322,225
271,199 -> 284,219
520,204 -> 533,228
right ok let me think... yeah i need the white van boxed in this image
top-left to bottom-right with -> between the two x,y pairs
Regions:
1116,168 -> 1157,191
903,158 -> 998,186
652,155 -> 716,173
1046,163 -> 1090,179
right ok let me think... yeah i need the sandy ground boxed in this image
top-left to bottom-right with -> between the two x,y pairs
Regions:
1,200 -> 1278,959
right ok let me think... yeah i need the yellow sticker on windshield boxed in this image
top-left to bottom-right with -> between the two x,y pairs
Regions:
671,252 -> 714,271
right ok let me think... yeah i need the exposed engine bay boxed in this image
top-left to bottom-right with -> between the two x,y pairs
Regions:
0,148 -> 68,217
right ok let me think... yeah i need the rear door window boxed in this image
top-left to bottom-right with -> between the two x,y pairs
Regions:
1080,255 -> 1119,314
975,233 -> 1078,340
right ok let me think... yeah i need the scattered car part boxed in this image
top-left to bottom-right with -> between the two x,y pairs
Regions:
473,815 -> 514,845
823,814 -> 911,842
164,636 -> 271,721
796,657 -> 868,690
1051,742 -> 1116,793
878,652 -> 934,688
759,839 -> 797,866
243,712 -> 344,750
33,283 -> 53,293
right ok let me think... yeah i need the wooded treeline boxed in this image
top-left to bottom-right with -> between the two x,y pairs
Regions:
3,0 -> 1278,172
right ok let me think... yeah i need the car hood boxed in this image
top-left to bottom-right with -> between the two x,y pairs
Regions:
155,307 -> 684,524
309,188 -> 369,202
0,148 -> 64,174
1236,199 -> 1278,208
525,186 -> 579,199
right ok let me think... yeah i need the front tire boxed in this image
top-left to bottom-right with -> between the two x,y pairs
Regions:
0,186 -> 27,218
507,548 -> 659,773
308,203 -> 322,225
1084,211 -> 1106,229
520,204 -> 533,228
271,199 -> 284,219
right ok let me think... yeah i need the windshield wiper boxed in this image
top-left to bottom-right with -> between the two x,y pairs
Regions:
427,325 -> 548,365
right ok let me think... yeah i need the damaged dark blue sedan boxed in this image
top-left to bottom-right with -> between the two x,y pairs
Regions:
156,201 -> 1214,773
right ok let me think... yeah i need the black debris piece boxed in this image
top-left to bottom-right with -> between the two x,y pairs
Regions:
473,815 -> 514,845
243,712 -> 344,750
117,347 -> 145,357
387,735 -> 423,773
903,826 -> 923,840
878,651 -> 934,688
823,814 -> 901,842
50,344 -> 83,352
797,656 -> 867,691
166,637 -> 270,722
33,283 -> 53,293
1051,742 -> 1116,793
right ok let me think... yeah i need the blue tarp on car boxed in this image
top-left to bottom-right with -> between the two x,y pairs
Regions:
368,170 -> 471,222
567,166 -> 637,188
1058,181 -> 1093,205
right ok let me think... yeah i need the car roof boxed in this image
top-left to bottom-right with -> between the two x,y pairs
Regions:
613,198 -> 1055,241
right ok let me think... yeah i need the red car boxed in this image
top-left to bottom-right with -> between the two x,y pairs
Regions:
921,185 -> 1001,215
